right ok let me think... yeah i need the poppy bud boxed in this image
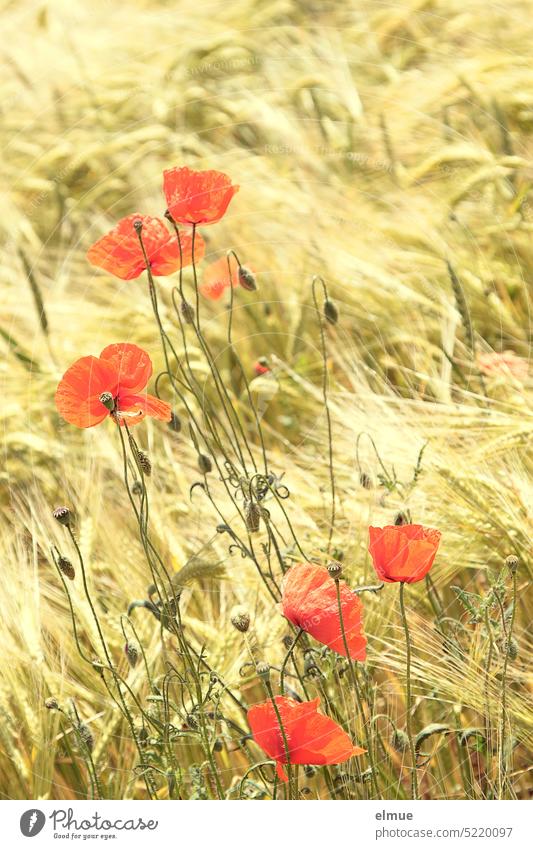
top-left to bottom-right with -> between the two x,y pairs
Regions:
359,472 -> 372,489
139,726 -> 149,744
282,635 -> 294,650
505,555 -> 518,574
238,266 -> 257,292
394,511 -> 409,526
58,555 -> 75,581
168,411 -> 182,432
304,765 -> 317,778
324,298 -> 339,325
99,391 -> 115,411
133,218 -> 143,233
132,480 -> 143,496
391,728 -> 409,752
231,607 -> 250,633
245,500 -> 261,533
186,713 -> 199,731
124,641 -> 140,668
45,697 -> 59,710
138,451 -> 152,477
327,561 -> 343,580
92,657 -> 105,677
213,738 -> 224,753
53,506 -> 71,527
256,661 -> 270,681
180,300 -> 195,324
504,637 -> 518,660
198,453 -> 212,474
78,724 -> 94,752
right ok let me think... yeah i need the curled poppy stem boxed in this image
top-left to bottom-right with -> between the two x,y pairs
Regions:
279,628 -> 304,695
399,581 -> 419,800
334,579 -> 380,800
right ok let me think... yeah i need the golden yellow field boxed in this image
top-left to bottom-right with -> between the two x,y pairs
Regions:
1,0 -> 531,800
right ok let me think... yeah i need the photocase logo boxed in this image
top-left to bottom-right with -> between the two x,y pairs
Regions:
20,809 -> 46,837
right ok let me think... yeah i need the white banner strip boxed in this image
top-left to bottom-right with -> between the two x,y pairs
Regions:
4,799 -> 529,848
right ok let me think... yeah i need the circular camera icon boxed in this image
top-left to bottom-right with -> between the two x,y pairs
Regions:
20,809 -> 46,837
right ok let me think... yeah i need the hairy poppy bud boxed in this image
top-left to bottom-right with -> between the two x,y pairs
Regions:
53,506 -> 71,527
324,298 -> 339,325
256,661 -> 270,681
99,391 -> 115,411
78,724 -> 94,752
132,480 -> 143,496
231,607 -> 250,633
505,555 -> 518,574
58,555 -> 75,581
133,218 -> 143,233
327,561 -> 343,580
198,454 -> 212,474
138,451 -> 152,477
391,728 -> 409,752
359,472 -> 372,489
180,300 -> 195,324
282,635 -> 294,650
139,726 -> 149,744
245,500 -> 261,533
238,266 -> 257,292
213,738 -> 224,753
125,641 -> 140,668
45,697 -> 59,711
394,511 -> 408,526
168,411 -> 182,432
504,637 -> 518,660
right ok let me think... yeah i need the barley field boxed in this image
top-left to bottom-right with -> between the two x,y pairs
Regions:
0,0 -> 531,801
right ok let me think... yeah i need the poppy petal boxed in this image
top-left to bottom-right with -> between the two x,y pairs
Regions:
163,167 -> 239,226
119,393 -> 172,423
100,343 -> 152,394
55,356 -> 117,428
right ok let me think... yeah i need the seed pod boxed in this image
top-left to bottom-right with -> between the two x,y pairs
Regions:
324,298 -> 339,325
327,561 -> 343,580
98,391 -> 115,411
256,661 -> 270,681
78,724 -> 94,752
231,607 -> 250,633
45,697 -> 59,711
53,506 -> 71,527
180,300 -> 195,324
238,266 -> 257,292
394,511 -> 408,526
168,411 -> 182,433
198,454 -> 212,474
505,555 -> 518,574
245,500 -> 261,533
132,480 -> 143,496
58,555 -> 75,581
391,728 -> 409,752
124,641 -> 140,668
137,451 -> 152,477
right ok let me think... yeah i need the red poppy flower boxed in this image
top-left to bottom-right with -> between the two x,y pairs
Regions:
199,254 -> 239,300
87,214 -> 204,280
280,561 -> 367,660
253,358 -> 270,376
248,696 -> 365,781
368,524 -> 441,583
163,166 -> 239,226
55,343 -> 172,428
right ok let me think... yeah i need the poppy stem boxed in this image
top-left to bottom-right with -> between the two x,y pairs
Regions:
263,679 -> 294,799
311,276 -> 336,553
279,628 -> 304,695
498,569 -> 517,799
334,579 -> 380,799
399,581 -> 419,800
